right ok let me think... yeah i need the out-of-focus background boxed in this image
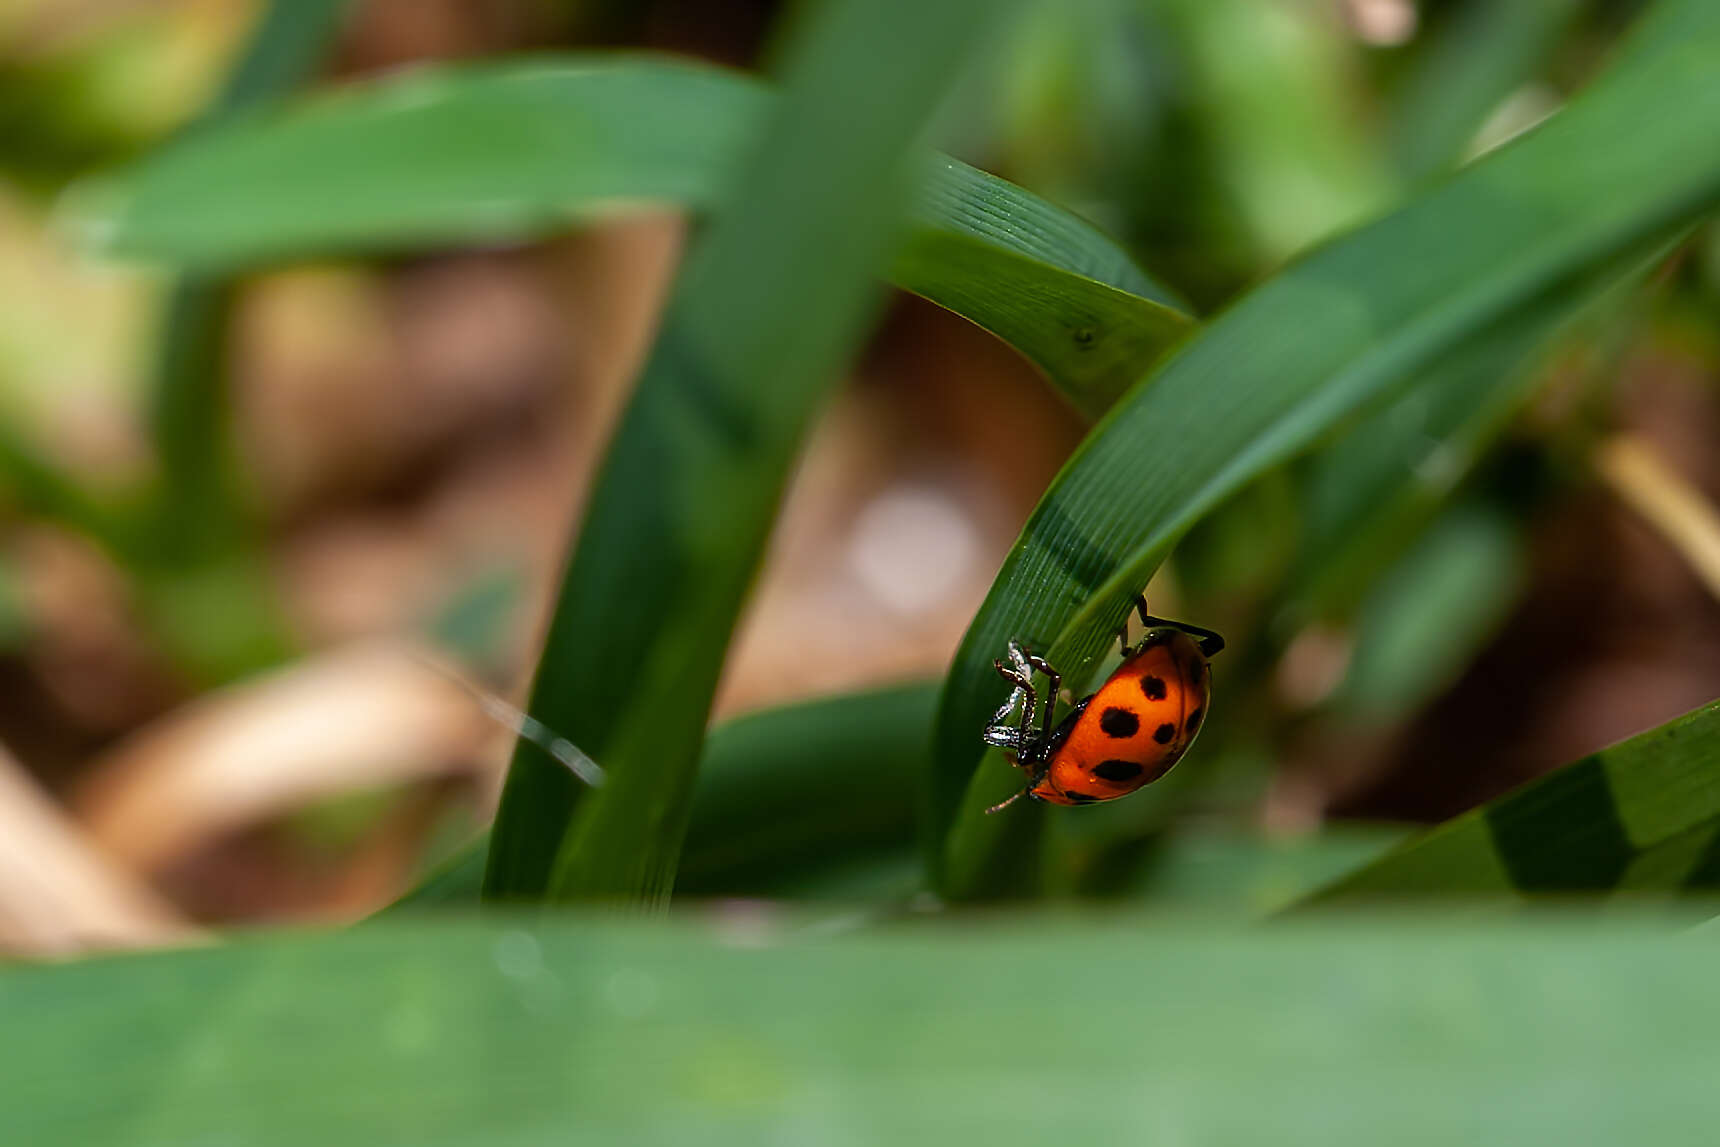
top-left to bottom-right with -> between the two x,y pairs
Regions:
2,0 -> 1718,955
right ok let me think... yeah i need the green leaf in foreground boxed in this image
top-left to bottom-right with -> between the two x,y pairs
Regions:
482,0 -> 1017,904
8,916 -> 1720,1145
930,0 -> 1720,895
70,57 -> 1188,417
1300,700 -> 1720,903
396,683 -> 933,908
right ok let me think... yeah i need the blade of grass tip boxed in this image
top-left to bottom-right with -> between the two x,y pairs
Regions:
70,58 -> 1192,421
1294,700 -> 1720,904
895,160 -> 1191,418
481,0 -> 1022,905
929,0 -> 1720,897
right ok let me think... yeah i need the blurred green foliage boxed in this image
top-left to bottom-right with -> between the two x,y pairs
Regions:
0,1 -> 1718,1133
16,914 -> 1720,1145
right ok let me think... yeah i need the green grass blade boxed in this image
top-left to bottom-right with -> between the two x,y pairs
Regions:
147,0 -> 350,558
672,684 -> 932,896
9,915 -> 1720,1144
1331,500 -> 1524,723
70,57 -> 1189,417
482,0 -> 1018,904
930,0 -> 1720,896
1299,700 -> 1720,902
1119,825 -> 1409,911
1287,236 -> 1671,623
396,683 -> 934,908
129,0 -> 349,683
1389,0 -> 1580,181
899,162 -> 1189,416
146,279 -> 244,559
202,0 -> 352,120
1287,303 -> 1567,622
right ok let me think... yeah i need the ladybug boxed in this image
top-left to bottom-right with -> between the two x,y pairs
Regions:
982,595 -> 1223,812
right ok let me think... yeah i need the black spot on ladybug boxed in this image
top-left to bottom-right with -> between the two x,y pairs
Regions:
1140,676 -> 1167,701
1185,707 -> 1203,734
1065,791 -> 1098,803
1099,707 -> 1140,738
1093,759 -> 1144,782
1153,723 -> 1176,744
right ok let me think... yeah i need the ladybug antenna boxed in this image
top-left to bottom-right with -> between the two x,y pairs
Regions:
985,785 -> 1032,815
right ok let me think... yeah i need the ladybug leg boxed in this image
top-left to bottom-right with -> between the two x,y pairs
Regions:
1022,653 -> 1061,740
1004,638 -> 1036,680
1141,614 -> 1226,657
1015,672 -> 1040,764
982,706 -> 1021,752
1192,628 -> 1225,657
1115,594 -> 1156,657
1006,640 -> 1046,757
983,641 -> 1063,811
985,640 -> 1068,771
982,662 -> 1029,754
984,653 -> 1042,767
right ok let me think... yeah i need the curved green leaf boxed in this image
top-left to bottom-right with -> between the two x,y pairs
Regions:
481,0 -> 1017,904
69,57 -> 1188,417
930,0 -> 1720,896
1299,699 -> 1720,903
9,915 -> 1720,1144
396,683 -> 934,908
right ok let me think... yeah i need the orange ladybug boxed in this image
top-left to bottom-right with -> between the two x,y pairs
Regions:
982,595 -> 1222,812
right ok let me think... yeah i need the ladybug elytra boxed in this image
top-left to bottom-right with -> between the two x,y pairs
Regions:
981,595 -> 1222,812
